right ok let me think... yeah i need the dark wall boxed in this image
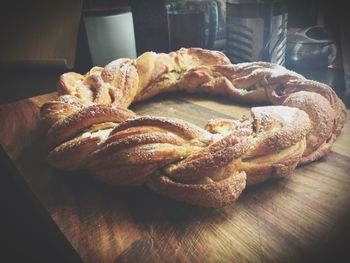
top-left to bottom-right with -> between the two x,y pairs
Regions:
131,0 -> 168,54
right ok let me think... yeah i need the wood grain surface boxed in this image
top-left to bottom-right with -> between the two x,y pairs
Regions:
0,92 -> 349,263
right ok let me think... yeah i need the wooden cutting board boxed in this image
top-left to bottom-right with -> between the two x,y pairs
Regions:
0,92 -> 349,263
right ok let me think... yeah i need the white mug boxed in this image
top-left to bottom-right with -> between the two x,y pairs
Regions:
84,9 -> 137,67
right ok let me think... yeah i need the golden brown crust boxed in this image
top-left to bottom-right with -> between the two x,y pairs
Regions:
102,58 -> 139,107
146,171 -> 246,208
109,116 -> 209,140
48,135 -> 101,170
40,95 -> 93,127
40,48 -> 347,207
47,105 -> 136,148
164,134 -> 249,182
89,163 -> 159,186
82,116 -> 210,186
242,139 -> 306,185
247,106 -> 311,156
267,79 -> 347,137
282,91 -> 336,164
177,62 -> 303,103
204,106 -> 311,185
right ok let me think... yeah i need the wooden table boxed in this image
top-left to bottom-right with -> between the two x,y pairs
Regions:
0,92 -> 349,263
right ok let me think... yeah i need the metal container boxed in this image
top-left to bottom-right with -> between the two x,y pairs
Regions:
226,0 -> 288,65
286,26 -> 337,68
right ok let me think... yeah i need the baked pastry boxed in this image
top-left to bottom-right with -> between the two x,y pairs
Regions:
41,48 -> 347,207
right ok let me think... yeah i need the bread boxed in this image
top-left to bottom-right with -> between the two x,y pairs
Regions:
40,48 -> 347,207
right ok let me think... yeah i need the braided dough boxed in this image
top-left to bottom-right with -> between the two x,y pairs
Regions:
41,48 -> 347,207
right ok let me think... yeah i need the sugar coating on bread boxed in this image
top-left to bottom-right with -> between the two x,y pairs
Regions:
40,48 -> 347,207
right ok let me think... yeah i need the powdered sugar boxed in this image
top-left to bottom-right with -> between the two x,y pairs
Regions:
59,95 -> 79,105
236,88 -> 249,95
252,106 -> 299,125
268,65 -> 289,78
201,132 -> 224,142
81,128 -> 113,142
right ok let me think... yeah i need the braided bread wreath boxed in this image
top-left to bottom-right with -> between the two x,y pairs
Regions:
41,48 -> 347,208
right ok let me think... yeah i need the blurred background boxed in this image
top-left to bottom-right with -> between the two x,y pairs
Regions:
0,0 -> 349,106
0,0 -> 349,262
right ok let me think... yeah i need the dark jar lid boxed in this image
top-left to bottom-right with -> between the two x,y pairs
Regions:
84,6 -> 131,17
226,0 -> 286,3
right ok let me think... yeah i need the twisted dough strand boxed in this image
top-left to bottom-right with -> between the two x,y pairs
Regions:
41,48 -> 347,207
